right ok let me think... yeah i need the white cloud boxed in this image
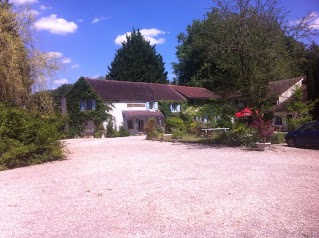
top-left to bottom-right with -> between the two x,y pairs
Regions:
312,18 -> 319,29
30,9 -> 40,16
71,64 -> 80,69
77,19 -> 84,23
47,51 -> 72,64
10,0 -> 38,4
115,28 -> 166,45
92,74 -> 100,79
39,5 -> 47,11
47,51 -> 63,58
310,12 -> 319,30
53,78 -> 69,85
62,57 -> 71,64
92,16 -> 110,24
35,14 -> 78,35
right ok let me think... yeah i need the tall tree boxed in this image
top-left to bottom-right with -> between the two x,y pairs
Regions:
305,42 -> 319,119
0,0 -> 61,109
107,29 -> 168,84
174,0 -> 318,109
0,0 -> 32,106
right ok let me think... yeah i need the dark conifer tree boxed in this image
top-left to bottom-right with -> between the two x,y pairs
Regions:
107,29 -> 168,84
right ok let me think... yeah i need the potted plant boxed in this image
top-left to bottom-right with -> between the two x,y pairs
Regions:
251,117 -> 274,151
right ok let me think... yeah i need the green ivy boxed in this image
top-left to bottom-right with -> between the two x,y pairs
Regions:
65,77 -> 111,137
158,100 -> 187,118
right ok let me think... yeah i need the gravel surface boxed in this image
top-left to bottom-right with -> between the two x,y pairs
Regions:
1,136 -> 319,238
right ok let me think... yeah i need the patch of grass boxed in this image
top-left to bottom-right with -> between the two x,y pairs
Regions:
163,133 -> 217,143
271,132 -> 286,144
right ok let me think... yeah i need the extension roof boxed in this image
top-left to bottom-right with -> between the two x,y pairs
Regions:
84,78 -> 219,101
122,110 -> 164,118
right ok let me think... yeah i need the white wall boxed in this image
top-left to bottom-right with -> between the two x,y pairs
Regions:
108,100 -> 147,130
278,79 -> 303,104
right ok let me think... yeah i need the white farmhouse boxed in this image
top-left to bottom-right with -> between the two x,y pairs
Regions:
62,78 -> 220,135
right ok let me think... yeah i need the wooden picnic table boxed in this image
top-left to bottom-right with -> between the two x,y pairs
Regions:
201,128 -> 230,137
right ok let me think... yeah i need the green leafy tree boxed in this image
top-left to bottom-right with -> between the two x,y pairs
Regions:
287,86 -> 318,130
174,0 -> 318,109
107,28 -> 168,84
0,0 -> 61,109
305,42 -> 319,120
0,0 -> 32,106
51,83 -> 73,112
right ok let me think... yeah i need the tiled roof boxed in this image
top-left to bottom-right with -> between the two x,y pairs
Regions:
122,110 -> 164,118
169,85 -> 221,99
85,78 -> 219,101
268,76 -> 305,98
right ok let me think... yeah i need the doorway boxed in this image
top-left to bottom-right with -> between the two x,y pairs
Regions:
138,120 -> 144,132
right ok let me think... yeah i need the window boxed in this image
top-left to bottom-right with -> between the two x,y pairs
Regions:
80,99 -> 96,111
275,116 -> 282,125
300,123 -> 317,132
127,120 -> 134,129
146,101 -> 158,110
170,103 -> 181,112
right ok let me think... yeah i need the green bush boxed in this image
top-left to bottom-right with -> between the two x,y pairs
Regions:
165,117 -> 185,133
172,128 -> 183,139
144,118 -> 159,140
215,123 -> 257,147
119,126 -> 130,137
287,117 -> 312,131
0,104 -> 64,170
106,119 -> 116,137
270,132 -> 286,144
187,121 -> 204,135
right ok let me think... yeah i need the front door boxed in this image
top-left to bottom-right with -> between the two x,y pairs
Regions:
138,120 -> 144,132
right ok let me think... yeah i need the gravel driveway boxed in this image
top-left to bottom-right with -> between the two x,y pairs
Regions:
1,136 -> 319,238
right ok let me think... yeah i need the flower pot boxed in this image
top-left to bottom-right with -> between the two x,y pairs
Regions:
256,142 -> 271,151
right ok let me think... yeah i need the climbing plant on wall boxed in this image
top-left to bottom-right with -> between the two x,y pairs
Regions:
65,77 -> 111,137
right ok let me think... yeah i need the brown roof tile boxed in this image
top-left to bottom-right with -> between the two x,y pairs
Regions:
169,85 -> 221,99
85,79 -> 219,101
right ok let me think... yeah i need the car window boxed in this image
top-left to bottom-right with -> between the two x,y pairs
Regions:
300,123 -> 316,132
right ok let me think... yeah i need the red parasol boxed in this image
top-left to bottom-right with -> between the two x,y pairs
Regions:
235,108 -> 257,118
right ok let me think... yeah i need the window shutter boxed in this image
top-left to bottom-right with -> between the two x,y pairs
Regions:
170,104 -> 173,112
146,102 -> 150,109
80,100 -> 85,111
92,99 -> 96,110
154,102 -> 158,110
177,104 -> 181,112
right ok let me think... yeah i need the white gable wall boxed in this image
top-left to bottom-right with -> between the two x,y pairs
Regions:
278,78 -> 303,104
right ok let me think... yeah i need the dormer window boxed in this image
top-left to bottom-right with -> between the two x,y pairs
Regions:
80,99 -> 96,111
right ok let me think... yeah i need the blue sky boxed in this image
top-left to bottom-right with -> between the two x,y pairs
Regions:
10,0 -> 319,88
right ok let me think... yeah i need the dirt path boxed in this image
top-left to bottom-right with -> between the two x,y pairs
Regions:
1,136 -> 319,237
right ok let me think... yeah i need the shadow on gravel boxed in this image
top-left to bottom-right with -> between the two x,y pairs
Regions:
175,141 -> 231,150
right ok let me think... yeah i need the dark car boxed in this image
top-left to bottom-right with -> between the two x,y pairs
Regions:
285,121 -> 319,147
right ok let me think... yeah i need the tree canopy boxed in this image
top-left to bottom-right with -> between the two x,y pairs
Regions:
0,0 -> 32,106
107,29 -> 168,84
173,0 -> 319,110
0,0 -> 61,109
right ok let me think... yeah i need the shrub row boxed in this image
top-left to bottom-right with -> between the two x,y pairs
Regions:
0,104 -> 64,170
